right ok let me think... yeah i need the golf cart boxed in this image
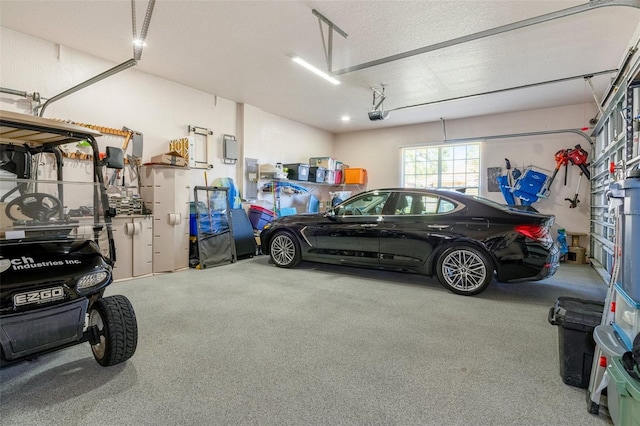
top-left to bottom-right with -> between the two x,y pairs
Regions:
0,110 -> 137,367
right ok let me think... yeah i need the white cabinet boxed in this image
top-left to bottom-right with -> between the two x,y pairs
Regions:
140,166 -> 190,273
111,215 -> 153,281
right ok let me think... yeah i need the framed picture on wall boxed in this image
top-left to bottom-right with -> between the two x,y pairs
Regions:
487,167 -> 502,192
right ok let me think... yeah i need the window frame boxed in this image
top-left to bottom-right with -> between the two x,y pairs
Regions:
401,142 -> 481,195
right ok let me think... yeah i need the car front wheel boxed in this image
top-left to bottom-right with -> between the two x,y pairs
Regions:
89,295 -> 138,366
435,245 -> 493,296
269,231 -> 301,268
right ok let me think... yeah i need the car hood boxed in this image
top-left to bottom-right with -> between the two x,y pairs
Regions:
270,212 -> 326,226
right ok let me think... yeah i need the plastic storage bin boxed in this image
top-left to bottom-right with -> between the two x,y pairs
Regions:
284,163 -> 309,181
607,356 -> 640,425
278,207 -> 297,216
248,205 -> 275,230
189,213 -> 228,236
621,174 -> 640,300
548,297 -> 605,388
612,284 -> 640,350
309,157 -> 336,170
308,166 -> 326,183
344,168 -> 367,185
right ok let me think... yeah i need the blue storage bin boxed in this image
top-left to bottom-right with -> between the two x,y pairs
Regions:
190,212 -> 229,236
279,207 -> 297,216
248,206 -> 274,230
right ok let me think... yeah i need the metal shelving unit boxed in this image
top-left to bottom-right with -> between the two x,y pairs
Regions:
590,68 -> 640,282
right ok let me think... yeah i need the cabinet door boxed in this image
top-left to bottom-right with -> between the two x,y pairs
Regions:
141,166 -> 191,272
174,171 -> 190,270
132,216 -> 153,276
111,217 -> 133,281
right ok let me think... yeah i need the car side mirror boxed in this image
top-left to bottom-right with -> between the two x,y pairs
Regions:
324,208 -> 337,221
104,146 -> 124,169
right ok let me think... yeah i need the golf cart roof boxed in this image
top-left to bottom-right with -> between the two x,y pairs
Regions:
0,110 -> 102,147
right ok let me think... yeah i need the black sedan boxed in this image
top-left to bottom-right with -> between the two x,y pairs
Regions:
260,188 -> 559,296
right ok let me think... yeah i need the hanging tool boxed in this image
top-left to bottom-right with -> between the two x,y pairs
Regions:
566,144 -> 590,179
504,158 -> 519,205
497,158 -> 516,205
541,149 -> 568,195
564,171 -> 584,208
505,158 -> 513,187
541,144 -> 590,196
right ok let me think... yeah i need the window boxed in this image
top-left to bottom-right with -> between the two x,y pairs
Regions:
402,143 -> 480,195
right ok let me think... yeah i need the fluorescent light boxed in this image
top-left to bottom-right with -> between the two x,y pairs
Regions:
292,57 -> 340,85
341,116 -> 351,122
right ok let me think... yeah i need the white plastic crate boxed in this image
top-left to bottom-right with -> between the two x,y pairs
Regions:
612,283 -> 640,350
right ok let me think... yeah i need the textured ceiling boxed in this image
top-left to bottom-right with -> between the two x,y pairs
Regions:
1,1 -> 639,133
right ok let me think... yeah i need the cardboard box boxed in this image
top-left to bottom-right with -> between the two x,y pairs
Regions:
169,136 -> 196,168
150,151 -> 187,167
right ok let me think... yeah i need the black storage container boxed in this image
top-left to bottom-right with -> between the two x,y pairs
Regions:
284,163 -> 309,181
548,297 -> 605,388
309,166 -> 326,183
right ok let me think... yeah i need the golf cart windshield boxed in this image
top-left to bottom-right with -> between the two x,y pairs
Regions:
0,110 -> 118,260
0,176 -> 109,247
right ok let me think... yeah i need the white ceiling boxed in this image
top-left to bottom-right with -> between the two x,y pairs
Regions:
1,1 -> 639,134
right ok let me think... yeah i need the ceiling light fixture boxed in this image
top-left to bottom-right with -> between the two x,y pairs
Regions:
341,116 -> 351,122
292,57 -> 340,85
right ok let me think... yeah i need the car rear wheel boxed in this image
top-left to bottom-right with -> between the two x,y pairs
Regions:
269,231 -> 301,268
435,245 -> 493,295
89,295 -> 138,366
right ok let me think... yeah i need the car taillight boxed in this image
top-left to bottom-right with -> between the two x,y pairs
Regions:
515,224 -> 549,241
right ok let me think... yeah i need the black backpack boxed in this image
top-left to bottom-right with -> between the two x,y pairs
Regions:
622,332 -> 640,381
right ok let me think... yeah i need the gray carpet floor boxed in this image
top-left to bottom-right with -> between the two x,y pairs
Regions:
1,257 -> 614,425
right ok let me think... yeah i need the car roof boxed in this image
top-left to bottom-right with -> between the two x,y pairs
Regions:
367,188 -> 469,198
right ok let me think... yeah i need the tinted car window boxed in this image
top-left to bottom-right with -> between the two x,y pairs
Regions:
438,199 -> 456,213
391,193 -> 457,216
337,191 -> 390,216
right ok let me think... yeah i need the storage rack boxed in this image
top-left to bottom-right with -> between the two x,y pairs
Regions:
265,179 -> 364,217
589,74 -> 640,282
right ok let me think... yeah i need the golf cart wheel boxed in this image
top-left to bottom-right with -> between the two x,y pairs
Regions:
89,295 -> 138,367
269,231 -> 301,268
435,245 -> 493,296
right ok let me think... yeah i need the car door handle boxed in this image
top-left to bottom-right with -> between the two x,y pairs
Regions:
360,224 -> 378,228
427,224 -> 449,229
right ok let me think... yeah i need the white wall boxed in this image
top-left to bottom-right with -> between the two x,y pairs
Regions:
2,26 -> 595,241
0,27 -> 333,201
334,104 -> 597,242
240,103 -> 334,203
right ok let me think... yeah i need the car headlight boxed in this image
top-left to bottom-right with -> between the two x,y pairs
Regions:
77,271 -> 109,290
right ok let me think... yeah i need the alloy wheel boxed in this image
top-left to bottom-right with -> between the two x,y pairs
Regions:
271,234 -> 297,267
440,248 -> 488,292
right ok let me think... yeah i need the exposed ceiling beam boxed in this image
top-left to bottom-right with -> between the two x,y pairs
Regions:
333,0 -> 640,75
